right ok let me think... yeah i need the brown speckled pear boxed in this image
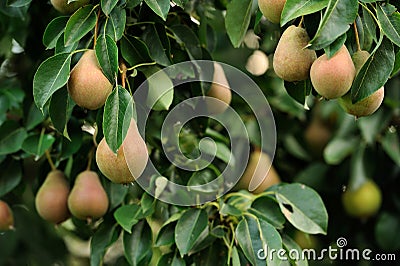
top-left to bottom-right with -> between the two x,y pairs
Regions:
0,200 -> 14,231
206,62 -> 232,114
234,149 -> 281,194
310,45 -> 356,99
273,25 -> 317,81
258,0 -> 286,24
35,170 -> 70,224
67,50 -> 113,110
68,171 -> 109,220
96,119 -> 148,184
50,0 -> 90,14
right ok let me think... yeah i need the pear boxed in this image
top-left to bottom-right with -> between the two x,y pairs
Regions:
35,170 -> 70,224
0,200 -> 14,231
273,25 -> 317,81
67,50 -> 113,110
246,50 -> 269,76
96,119 -> 148,184
310,45 -> 356,99
338,50 -> 384,117
258,0 -> 286,24
234,149 -> 281,194
68,171 -> 109,220
206,62 -> 232,114
50,0 -> 90,14
304,119 -> 332,156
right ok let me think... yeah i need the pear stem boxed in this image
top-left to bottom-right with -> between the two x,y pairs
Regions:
297,16 -> 304,28
86,147 -> 95,171
93,8 -> 101,48
354,22 -> 361,52
45,150 -> 56,171
120,61 -> 127,89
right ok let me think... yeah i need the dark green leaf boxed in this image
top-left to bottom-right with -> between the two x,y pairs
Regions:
358,108 -> 391,144
275,183 -> 328,234
249,195 -> 285,229
120,35 -> 153,68
142,66 -> 174,111
104,6 -> 126,41
55,33 -> 79,54
392,49 -> 400,77
90,221 -> 120,266
106,182 -> 129,210
169,24 -> 202,60
225,0 -> 253,48
377,4 -> 400,47
95,34 -> 118,84
43,16 -> 69,49
64,5 -> 97,46
101,0 -> 118,15
143,0 -> 170,20
6,0 -> 32,7
124,220 -> 152,266
0,122 -> 27,155
175,208 -> 208,256
220,203 -> 243,217
375,212 -> 400,251
282,234 -> 308,266
362,5 -> 377,42
114,204 -> 143,233
324,33 -> 347,58
382,129 -> 400,167
284,79 -> 312,106
155,222 -> 176,246
323,137 -> 359,165
157,252 -> 185,266
33,53 -> 72,112
49,87 -> 72,137
21,133 -> 56,159
0,160 -> 21,197
141,192 -> 154,216
281,0 -> 329,26
25,103 -> 45,131
142,24 -> 171,66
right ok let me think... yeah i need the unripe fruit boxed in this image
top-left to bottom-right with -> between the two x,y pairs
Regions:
96,119 -> 148,184
310,45 -> 356,99
35,170 -> 70,224
273,26 -> 317,81
206,62 -> 232,114
50,0 -> 90,14
0,200 -> 14,231
342,180 -> 382,218
234,149 -> 281,194
68,171 -> 109,220
294,231 -> 319,250
246,50 -> 269,76
67,50 -> 113,110
258,0 -> 287,24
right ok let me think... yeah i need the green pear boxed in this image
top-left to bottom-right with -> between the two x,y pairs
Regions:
273,25 -> 317,81
50,0 -> 90,14
68,50 -> 113,110
0,200 -> 14,231
206,62 -> 232,114
96,119 -> 148,184
310,45 -> 356,99
258,0 -> 287,24
68,171 -> 109,220
35,170 -> 70,224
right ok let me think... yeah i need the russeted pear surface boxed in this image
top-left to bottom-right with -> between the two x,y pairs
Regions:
35,170 -> 70,224
310,45 -> 356,99
68,171 -> 109,220
206,62 -> 232,114
258,0 -> 287,24
234,149 -> 281,194
67,50 -> 113,110
339,50 -> 384,117
0,200 -> 14,231
50,0 -> 89,14
273,25 -> 317,81
96,119 -> 148,184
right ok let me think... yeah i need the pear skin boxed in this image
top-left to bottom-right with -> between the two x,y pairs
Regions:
273,25 -> 317,81
206,62 -> 232,114
0,200 -> 14,231
50,0 -> 90,14
68,50 -> 113,110
234,149 -> 281,194
68,171 -> 109,220
35,170 -> 70,224
258,0 -> 287,24
310,45 -> 356,99
96,119 -> 148,184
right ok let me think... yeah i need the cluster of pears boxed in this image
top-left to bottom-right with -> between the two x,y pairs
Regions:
35,169 -> 109,224
205,62 -> 232,114
50,0 -> 89,14
68,50 -> 113,110
234,148 -> 281,194
0,200 -> 14,231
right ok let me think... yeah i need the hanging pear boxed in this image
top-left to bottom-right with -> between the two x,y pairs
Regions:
258,0 -> 287,24
50,0 -> 90,14
273,25 -> 317,81
96,119 -> 148,184
206,62 -> 232,114
35,170 -> 70,224
67,50 -> 113,110
0,200 -> 14,231
68,171 -> 109,220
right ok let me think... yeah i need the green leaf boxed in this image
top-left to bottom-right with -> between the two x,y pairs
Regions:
0,160 -> 21,197
104,6 -> 126,41
175,208 -> 208,256
33,53 -> 72,112
284,79 -> 312,106
114,204 -> 144,233
249,195 -> 286,229
144,0 -> 170,20
90,220 -> 120,266
275,183 -> 328,234
43,16 -> 69,49
64,5 -> 97,46
120,35 -> 153,68
143,67 -> 174,111
392,49 -> 400,77
309,0 -> 358,50
6,0 -> 32,7
95,34 -> 118,84
362,5 -> 377,42
141,192 -> 154,216
157,253 -> 186,266
375,212 -> 400,251
323,137 -> 359,165
282,234 -> 308,266
382,129 -> 400,167
155,222 -> 176,246
25,103 -> 46,131
21,133 -> 56,159
0,122 -> 27,155
324,33 -> 347,58
142,24 -> 171,66
169,24 -> 202,60
220,203 -> 243,217
187,169 -> 219,194
225,0 -> 253,48
124,220 -> 152,266
55,33 -> 79,54
101,0 -> 118,15
358,108 -> 391,144
377,4 -> 400,47
103,86 -> 134,153
351,38 -> 395,103
281,0 -> 329,26
49,87 -> 73,138
106,182 -> 129,210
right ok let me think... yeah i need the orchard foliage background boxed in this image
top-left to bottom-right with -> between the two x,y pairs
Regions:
0,0 -> 400,265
